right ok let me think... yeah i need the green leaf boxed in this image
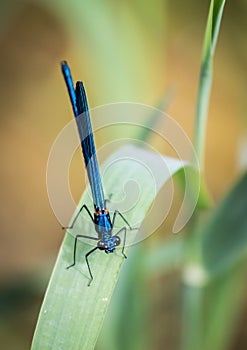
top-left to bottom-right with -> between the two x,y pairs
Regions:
203,263 -> 247,350
176,166 -> 212,211
194,0 -> 226,169
202,172 -> 247,275
31,145 -> 197,350
97,243 -> 150,350
181,172 -> 247,350
98,237 -> 185,350
145,237 -> 184,274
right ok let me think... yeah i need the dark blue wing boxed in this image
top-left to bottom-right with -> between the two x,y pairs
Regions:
61,61 -> 78,117
75,82 -> 105,210
61,61 -> 105,209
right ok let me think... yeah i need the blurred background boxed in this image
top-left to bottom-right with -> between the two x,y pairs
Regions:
0,0 -> 246,349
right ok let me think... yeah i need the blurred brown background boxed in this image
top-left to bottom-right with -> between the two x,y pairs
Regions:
0,0 -> 246,349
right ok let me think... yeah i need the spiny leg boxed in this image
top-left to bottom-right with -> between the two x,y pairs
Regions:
62,204 -> 94,230
67,234 -> 98,269
112,210 -> 138,231
85,247 -> 99,286
114,226 -> 127,259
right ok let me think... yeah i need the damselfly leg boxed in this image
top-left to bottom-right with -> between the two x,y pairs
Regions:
62,204 -> 94,230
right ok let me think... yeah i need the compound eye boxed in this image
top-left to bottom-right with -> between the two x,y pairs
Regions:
115,236 -> 121,246
97,240 -> 105,250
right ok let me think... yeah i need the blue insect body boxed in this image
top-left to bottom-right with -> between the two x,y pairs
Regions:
61,61 -> 134,285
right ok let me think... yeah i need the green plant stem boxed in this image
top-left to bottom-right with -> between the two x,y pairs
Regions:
194,60 -> 212,171
182,2 -> 227,350
193,0 -> 226,170
181,284 -> 204,350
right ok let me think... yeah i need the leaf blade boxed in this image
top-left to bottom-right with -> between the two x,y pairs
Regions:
31,145 -> 197,350
202,172 -> 247,275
